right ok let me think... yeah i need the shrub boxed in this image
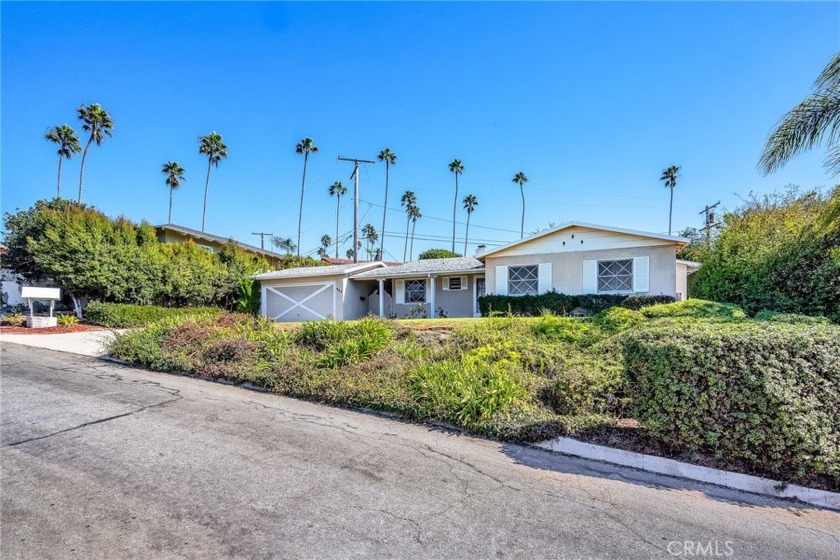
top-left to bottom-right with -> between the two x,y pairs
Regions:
85,302 -> 220,328
754,310 -> 830,325
2,312 -> 26,327
624,321 -> 840,484
316,318 -> 392,368
57,314 -> 79,327
592,307 -> 644,333
478,292 -> 673,317
640,299 -> 747,321
418,248 -> 461,259
531,315 -> 602,345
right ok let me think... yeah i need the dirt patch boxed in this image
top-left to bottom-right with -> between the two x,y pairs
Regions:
0,324 -> 106,335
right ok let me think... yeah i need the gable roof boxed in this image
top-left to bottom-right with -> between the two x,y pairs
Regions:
155,224 -> 283,261
253,262 -> 385,280
479,221 -> 689,259
351,257 -> 484,279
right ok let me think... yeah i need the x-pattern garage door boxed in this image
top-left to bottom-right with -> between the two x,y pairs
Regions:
265,283 -> 335,321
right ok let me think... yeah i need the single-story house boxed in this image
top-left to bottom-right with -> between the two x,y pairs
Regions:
155,224 -> 286,269
254,222 -> 699,322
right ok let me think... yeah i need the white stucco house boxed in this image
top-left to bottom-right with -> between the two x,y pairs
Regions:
254,222 -> 700,322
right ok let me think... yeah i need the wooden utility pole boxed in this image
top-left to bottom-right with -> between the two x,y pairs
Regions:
251,232 -> 273,250
337,156 -> 375,263
698,201 -> 721,242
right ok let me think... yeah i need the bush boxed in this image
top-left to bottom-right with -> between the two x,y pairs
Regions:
592,307 -> 644,333
640,299 -> 747,321
754,310 -> 830,325
478,292 -> 673,317
624,321 -> 840,484
85,302 -> 220,328
532,315 -> 602,345
57,314 -> 79,326
2,312 -> 26,327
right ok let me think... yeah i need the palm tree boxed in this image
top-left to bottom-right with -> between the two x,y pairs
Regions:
408,205 -> 422,261
462,194 -> 479,254
362,224 -> 378,260
448,159 -> 464,252
512,172 -> 529,238
198,132 -> 228,232
318,234 -> 332,258
161,161 -> 186,224
271,236 -> 296,255
660,165 -> 681,235
328,181 -> 347,258
44,124 -> 81,198
377,148 -> 397,259
295,137 -> 319,257
400,190 -> 417,261
759,53 -> 840,176
76,103 -> 114,202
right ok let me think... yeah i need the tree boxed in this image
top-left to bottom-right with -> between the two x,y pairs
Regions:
377,148 -> 397,259
759,53 -> 840,176
462,194 -> 478,254
328,181 -> 347,258
198,132 -> 228,232
660,165 -> 681,235
418,248 -> 461,260
44,124 -> 81,198
295,137 -> 319,257
512,172 -> 528,238
271,236 -> 297,255
400,190 -> 417,261
346,248 -> 355,260
318,234 -> 332,258
362,223 -> 378,260
161,161 -> 186,224
76,103 -> 114,202
448,159 -> 464,252
408,205 -> 422,261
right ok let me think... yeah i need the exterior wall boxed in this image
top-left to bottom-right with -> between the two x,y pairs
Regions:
342,279 -> 378,320
485,244 -> 678,297
487,225 -> 672,257
676,262 -> 688,301
157,229 -> 283,268
260,274 -> 344,321
383,274 -> 482,318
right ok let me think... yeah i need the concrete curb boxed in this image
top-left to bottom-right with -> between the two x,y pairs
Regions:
534,436 -> 840,512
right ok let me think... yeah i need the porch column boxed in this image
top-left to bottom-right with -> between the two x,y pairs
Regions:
378,279 -> 384,317
260,286 -> 268,317
428,274 -> 435,318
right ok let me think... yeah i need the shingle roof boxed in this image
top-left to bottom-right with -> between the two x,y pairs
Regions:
351,257 -> 484,279
253,262 -> 384,280
155,224 -> 283,260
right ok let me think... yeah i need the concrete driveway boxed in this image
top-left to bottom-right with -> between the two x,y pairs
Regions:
0,329 -> 120,357
2,343 -> 838,559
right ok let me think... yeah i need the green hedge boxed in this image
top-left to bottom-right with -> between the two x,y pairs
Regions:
624,321 -> 840,483
85,302 -> 221,328
478,292 -> 674,317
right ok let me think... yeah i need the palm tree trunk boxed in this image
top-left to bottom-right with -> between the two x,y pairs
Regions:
56,154 -> 63,198
464,212 -> 471,255
335,198 -> 340,259
410,220 -> 417,261
519,183 -> 525,238
202,159 -> 212,232
78,136 -> 93,202
297,152 -> 308,257
451,175 -> 458,253
668,186 -> 674,235
403,217 -> 410,261
168,187 -> 174,224
380,162 -> 389,259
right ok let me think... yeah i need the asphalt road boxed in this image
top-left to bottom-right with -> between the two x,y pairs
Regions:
2,343 -> 838,560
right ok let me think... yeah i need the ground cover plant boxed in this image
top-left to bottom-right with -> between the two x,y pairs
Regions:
108,299 -> 840,489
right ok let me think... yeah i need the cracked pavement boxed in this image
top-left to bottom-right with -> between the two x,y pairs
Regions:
2,343 -> 838,559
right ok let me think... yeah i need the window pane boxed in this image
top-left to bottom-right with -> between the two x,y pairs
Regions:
405,279 -> 426,303
597,259 -> 633,292
448,277 -> 462,290
508,265 -> 538,296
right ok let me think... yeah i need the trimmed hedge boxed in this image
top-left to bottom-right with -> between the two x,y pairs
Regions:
478,292 -> 674,317
85,302 -> 221,328
624,321 -> 840,483
754,310 -> 831,325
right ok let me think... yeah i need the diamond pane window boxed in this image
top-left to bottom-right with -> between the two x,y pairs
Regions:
597,259 -> 633,292
405,279 -> 426,303
508,265 -> 539,296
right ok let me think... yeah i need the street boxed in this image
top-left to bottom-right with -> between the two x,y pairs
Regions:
2,343 -> 838,559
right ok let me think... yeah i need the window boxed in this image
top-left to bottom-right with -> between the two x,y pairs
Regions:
598,259 -> 633,292
404,279 -> 426,303
446,276 -> 463,290
508,265 -> 538,296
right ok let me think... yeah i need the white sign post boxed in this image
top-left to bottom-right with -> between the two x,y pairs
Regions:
20,287 -> 62,328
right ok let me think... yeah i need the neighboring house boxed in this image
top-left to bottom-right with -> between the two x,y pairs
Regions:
255,222 -> 698,322
155,224 -> 286,269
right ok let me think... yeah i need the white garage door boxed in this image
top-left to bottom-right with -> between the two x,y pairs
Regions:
264,282 -> 336,322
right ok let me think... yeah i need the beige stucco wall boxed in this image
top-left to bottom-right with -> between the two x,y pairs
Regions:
485,244 -> 678,297
676,262 -> 688,301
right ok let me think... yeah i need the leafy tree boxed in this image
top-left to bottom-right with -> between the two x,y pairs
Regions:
676,227 -> 712,262
328,180 -> 347,258
377,148 -> 397,259
295,137 -> 319,256
271,236 -> 297,255
400,190 -> 417,261
448,159 -> 464,252
462,193 -> 478,254
418,248 -> 461,260
161,161 -> 186,224
512,172 -> 528,238
198,132 -> 228,232
759,52 -> 840,175
44,124 -> 81,198
76,103 -> 114,202
660,165 -> 681,235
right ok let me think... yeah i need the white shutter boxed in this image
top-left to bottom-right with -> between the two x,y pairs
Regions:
537,263 -> 552,294
633,256 -> 650,293
395,279 -> 405,304
495,265 -> 508,295
582,260 -> 597,294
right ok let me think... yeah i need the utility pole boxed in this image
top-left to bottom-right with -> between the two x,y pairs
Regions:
252,232 -> 273,250
698,201 -> 720,243
338,156 -> 375,263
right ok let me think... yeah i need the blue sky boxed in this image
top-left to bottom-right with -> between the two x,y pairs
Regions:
2,1 -> 838,260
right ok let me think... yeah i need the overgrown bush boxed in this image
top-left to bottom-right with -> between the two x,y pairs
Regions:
57,314 -> 79,326
640,299 -> 747,321
592,307 -> 644,333
754,310 -> 830,324
478,292 -> 673,317
85,302 -> 220,328
1,312 -> 26,327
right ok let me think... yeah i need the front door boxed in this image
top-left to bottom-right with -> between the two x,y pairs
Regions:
474,277 -> 486,317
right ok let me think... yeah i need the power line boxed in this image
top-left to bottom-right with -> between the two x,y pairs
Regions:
251,231 -> 273,250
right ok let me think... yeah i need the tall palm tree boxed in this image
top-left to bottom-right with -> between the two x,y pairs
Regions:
198,132 -> 228,232
362,224 -> 378,260
161,161 -> 186,224
328,181 -> 347,258
76,103 -> 114,202
271,236 -> 296,255
318,234 -> 332,258
759,52 -> 840,176
44,124 -> 81,198
512,172 -> 529,238
295,137 -> 319,257
660,165 -> 681,235
448,159 -> 464,252
400,190 -> 417,261
408,205 -> 422,261
462,194 -> 479,254
377,148 -> 397,259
